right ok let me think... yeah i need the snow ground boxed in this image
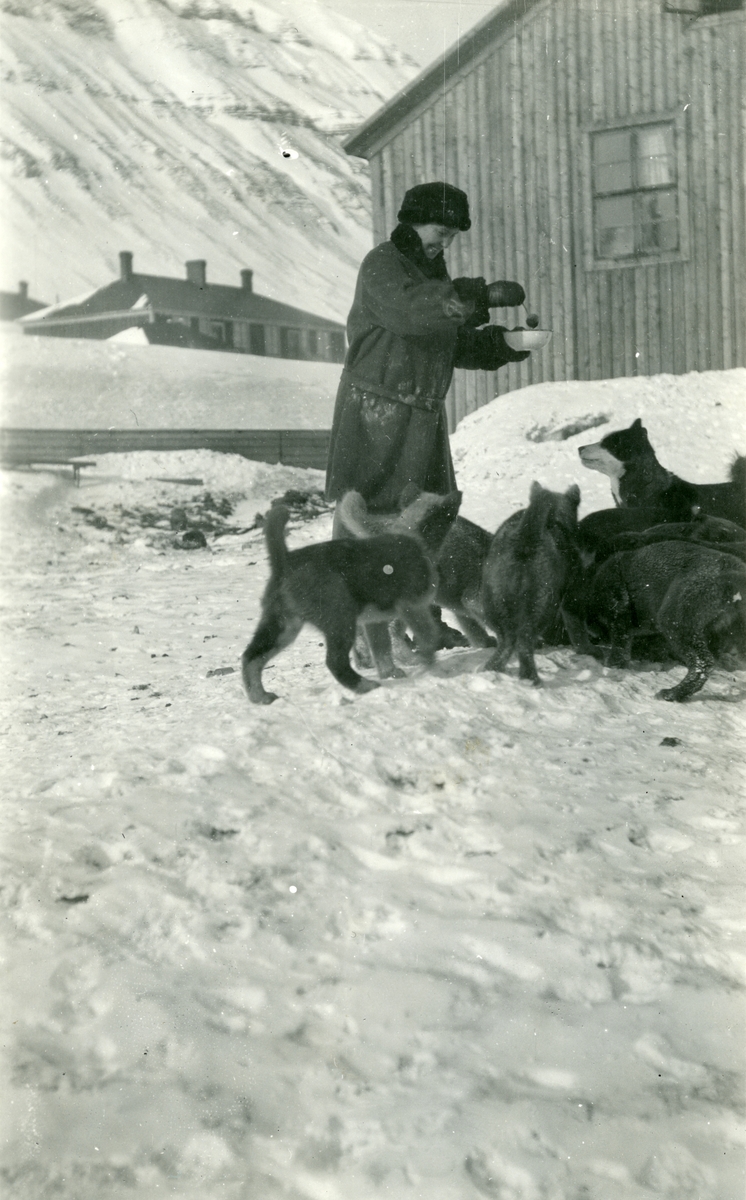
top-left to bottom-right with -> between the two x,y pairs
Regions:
1,368 -> 745,1199
0,325 -> 338,431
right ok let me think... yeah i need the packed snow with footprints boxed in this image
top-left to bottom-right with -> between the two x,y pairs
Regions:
2,367 -> 745,1199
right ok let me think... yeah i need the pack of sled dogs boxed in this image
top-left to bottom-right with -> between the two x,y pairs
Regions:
242,419 -> 746,706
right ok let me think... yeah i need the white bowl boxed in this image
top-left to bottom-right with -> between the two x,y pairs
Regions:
504,328 -> 552,351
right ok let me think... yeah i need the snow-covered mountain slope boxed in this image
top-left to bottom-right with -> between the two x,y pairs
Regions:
0,0 -> 418,319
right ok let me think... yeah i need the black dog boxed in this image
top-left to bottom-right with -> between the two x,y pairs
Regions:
481,482 -> 582,684
242,505 -> 445,703
597,515 -> 746,565
586,541 -> 746,701
579,509 -> 746,568
579,418 -> 746,526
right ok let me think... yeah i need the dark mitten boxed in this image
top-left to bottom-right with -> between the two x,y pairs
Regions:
487,280 -> 526,308
454,324 -> 530,370
452,277 -> 490,327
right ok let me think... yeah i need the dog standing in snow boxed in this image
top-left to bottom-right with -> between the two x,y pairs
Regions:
242,502 -> 453,703
332,487 -> 463,677
481,481 -> 582,684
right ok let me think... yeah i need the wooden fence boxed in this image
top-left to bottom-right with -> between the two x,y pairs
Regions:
0,429 -> 332,472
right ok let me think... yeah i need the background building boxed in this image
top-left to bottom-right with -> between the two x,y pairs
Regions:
344,0 -> 745,429
0,281 -> 47,321
21,253 -> 347,364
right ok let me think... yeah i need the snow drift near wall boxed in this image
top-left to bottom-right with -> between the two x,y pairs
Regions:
0,326 -> 339,430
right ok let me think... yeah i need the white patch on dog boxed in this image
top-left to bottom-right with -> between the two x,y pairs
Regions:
579,443 -> 626,503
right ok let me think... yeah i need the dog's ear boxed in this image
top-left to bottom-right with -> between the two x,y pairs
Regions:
528,480 -> 544,504
398,483 -> 421,510
440,490 -> 462,521
417,491 -> 461,549
566,483 -> 581,509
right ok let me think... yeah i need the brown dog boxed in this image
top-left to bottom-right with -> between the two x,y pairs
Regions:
481,481 -> 582,683
586,540 -> 746,701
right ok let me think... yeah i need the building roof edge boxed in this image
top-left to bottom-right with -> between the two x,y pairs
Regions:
343,0 -> 543,159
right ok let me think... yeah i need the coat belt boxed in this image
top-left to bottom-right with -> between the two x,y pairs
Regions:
342,372 -> 443,414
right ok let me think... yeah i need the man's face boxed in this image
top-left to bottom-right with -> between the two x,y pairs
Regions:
411,223 -> 460,259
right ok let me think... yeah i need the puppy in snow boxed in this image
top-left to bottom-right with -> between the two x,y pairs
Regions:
242,504 -> 446,704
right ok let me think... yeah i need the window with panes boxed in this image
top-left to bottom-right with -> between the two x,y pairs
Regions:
591,122 -> 679,261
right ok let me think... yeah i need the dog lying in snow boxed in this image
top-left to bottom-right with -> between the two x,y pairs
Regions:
242,501 -> 455,703
332,488 -> 464,677
480,481 -> 582,684
577,508 -> 746,571
586,540 -> 746,701
588,514 -> 746,566
579,418 -> 746,527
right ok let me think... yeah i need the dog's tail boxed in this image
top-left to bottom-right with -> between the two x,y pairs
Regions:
335,490 -> 375,539
263,504 -> 290,578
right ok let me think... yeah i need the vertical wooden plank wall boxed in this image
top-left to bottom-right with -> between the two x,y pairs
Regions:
363,0 -> 744,429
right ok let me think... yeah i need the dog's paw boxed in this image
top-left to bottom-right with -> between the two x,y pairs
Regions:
482,652 -> 509,674
655,685 -> 681,702
250,690 -> 279,705
379,665 -> 407,679
354,678 -> 381,694
436,625 -> 469,650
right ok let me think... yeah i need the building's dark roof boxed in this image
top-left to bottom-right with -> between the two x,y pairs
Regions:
343,0 -> 543,159
21,275 -> 345,330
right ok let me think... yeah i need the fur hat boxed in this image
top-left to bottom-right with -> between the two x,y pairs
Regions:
397,182 -> 471,231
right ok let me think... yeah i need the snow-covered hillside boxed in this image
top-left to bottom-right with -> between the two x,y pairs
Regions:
0,0 -> 418,319
1,366 -> 744,1199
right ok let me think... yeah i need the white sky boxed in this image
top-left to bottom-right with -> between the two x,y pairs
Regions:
318,0 -> 497,68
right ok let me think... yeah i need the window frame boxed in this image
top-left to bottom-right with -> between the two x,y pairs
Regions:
582,110 -> 690,272
663,0 -> 743,15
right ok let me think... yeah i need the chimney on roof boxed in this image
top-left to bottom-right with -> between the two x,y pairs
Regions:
240,269 -> 253,292
186,260 -> 207,287
19,281 -> 28,300
120,251 -> 133,281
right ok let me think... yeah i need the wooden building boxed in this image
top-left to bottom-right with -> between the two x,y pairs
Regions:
344,0 -> 745,429
20,252 -> 347,364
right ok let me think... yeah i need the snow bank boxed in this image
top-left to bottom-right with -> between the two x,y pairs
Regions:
0,326 -> 339,429
451,368 -> 746,528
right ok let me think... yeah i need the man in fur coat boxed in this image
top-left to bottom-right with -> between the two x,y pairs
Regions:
325,182 -> 530,511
